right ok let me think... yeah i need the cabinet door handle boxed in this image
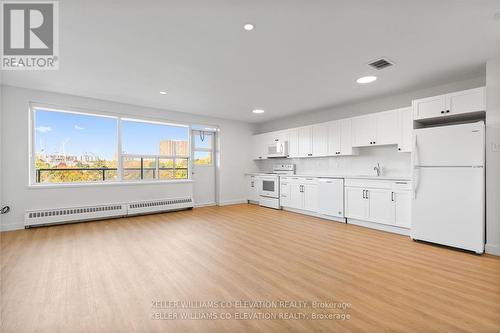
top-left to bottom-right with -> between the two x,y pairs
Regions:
251,181 -> 254,187
365,190 -> 369,199
446,110 -> 450,113
391,191 -> 394,201
441,111 -> 445,114
362,190 -> 366,199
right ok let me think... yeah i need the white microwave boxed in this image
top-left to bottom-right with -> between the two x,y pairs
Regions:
267,141 -> 288,158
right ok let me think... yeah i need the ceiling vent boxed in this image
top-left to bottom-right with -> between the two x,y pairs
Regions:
367,58 -> 394,70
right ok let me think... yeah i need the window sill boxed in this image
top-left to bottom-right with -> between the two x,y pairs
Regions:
27,179 -> 193,189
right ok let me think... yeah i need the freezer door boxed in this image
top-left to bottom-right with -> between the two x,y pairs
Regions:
411,167 -> 484,253
414,122 -> 484,167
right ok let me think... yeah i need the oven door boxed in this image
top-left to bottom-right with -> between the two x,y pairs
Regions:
259,177 -> 278,198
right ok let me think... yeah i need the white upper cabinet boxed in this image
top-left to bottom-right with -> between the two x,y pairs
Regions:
398,107 -> 413,152
352,109 -> 406,148
327,120 -> 341,156
287,128 -> 300,158
267,130 -> 288,143
413,87 -> 485,120
340,119 -> 357,155
352,115 -> 377,147
327,120 -> 357,156
311,124 -> 328,157
448,87 -> 486,115
412,95 -> 447,120
375,110 -> 399,145
252,133 -> 268,160
298,126 -> 313,157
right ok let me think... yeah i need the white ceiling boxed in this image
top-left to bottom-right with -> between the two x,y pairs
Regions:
2,0 -> 500,123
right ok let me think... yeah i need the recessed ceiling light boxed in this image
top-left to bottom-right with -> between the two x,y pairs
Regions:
159,91 -> 167,95
244,23 -> 254,31
356,76 -> 377,84
252,109 -> 265,114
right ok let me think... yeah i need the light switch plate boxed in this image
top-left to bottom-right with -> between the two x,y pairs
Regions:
492,142 -> 500,152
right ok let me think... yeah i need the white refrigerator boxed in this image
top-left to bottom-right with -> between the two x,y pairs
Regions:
411,121 -> 485,253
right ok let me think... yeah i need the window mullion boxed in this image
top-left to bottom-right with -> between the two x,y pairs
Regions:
117,117 -> 123,181
155,157 -> 159,180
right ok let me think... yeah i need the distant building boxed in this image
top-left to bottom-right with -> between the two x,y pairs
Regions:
159,140 -> 188,156
79,152 -> 101,163
36,151 -> 103,167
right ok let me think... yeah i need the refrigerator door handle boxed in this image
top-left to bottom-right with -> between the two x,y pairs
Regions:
413,134 -> 420,199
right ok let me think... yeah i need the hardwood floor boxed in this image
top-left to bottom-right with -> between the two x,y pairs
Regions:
1,204 -> 499,333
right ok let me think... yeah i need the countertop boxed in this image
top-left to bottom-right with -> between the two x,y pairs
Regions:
245,173 -> 412,181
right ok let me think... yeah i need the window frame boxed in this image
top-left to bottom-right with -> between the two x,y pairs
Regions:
29,104 -> 192,187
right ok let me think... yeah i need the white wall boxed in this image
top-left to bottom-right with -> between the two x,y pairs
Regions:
486,59 -> 500,255
256,76 -> 486,133
0,85 -> 256,231
0,77 -> 3,227
255,146 -> 410,177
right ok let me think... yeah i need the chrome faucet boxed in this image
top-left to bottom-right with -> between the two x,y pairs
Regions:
374,163 -> 381,176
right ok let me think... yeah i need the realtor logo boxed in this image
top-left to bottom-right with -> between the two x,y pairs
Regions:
1,1 -> 59,70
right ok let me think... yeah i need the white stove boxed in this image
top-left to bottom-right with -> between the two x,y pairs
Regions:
258,164 -> 295,209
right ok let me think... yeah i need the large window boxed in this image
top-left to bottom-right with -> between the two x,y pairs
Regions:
32,107 -> 190,185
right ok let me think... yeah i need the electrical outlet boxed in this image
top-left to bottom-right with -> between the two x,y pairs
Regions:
492,142 -> 500,152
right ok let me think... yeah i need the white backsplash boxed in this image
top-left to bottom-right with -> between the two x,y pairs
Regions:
255,145 -> 412,177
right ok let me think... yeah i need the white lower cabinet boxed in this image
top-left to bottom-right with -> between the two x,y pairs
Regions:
303,183 -> 318,212
345,179 -> 412,229
283,178 -> 318,212
367,189 -> 393,225
393,190 -> 412,228
289,182 -> 303,208
345,187 -> 368,220
246,175 -> 260,202
280,180 -> 291,207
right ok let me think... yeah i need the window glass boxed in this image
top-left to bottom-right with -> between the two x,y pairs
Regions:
34,109 -> 118,183
194,132 -> 212,149
194,151 -> 212,166
159,158 -> 174,180
122,120 -> 189,156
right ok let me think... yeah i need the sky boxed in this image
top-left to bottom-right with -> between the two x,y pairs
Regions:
35,109 -> 189,159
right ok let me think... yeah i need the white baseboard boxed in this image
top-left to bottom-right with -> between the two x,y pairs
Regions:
347,218 -> 410,236
218,199 -> 247,206
1,223 -> 24,232
485,243 -> 500,256
282,207 -> 346,223
194,202 -> 216,208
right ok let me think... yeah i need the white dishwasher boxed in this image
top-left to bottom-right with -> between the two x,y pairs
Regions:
317,178 -> 345,219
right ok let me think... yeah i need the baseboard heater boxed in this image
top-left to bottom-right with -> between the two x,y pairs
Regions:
24,197 -> 193,228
